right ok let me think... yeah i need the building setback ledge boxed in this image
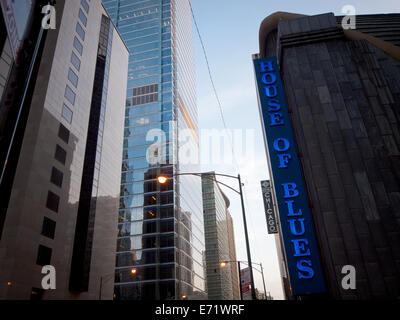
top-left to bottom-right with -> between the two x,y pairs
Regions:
258,11 -> 400,62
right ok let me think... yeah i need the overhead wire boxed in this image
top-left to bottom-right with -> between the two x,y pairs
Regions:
188,0 -> 265,292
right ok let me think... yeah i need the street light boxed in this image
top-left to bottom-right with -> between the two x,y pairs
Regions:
100,267 -> 138,300
130,268 -> 137,275
157,176 -> 168,184
220,260 -> 267,300
157,171 -> 257,300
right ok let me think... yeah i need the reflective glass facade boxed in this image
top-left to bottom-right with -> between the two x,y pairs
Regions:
102,0 -> 205,300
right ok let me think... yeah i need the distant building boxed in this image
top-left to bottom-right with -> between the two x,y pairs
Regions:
254,12 -> 400,299
0,0 -> 129,299
202,172 -> 240,300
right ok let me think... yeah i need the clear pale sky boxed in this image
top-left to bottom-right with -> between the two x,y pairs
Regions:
191,0 -> 400,299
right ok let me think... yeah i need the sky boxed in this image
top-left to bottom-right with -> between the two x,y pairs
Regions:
190,0 -> 400,299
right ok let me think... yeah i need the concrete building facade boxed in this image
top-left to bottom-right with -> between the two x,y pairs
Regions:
255,12 -> 400,299
0,0 -> 129,299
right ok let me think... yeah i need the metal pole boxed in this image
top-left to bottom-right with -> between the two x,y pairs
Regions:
238,174 -> 256,300
260,263 -> 267,300
99,276 -> 102,300
238,261 -> 243,300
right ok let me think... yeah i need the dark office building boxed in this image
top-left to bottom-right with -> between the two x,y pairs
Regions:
0,0 -> 129,299
254,12 -> 400,299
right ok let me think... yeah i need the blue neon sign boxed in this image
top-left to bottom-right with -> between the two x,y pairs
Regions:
254,56 -> 326,295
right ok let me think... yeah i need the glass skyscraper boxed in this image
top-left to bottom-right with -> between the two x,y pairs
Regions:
102,0 -> 205,300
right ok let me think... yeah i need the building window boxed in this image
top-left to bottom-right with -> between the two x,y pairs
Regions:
78,8 -> 87,27
71,51 -> 81,71
55,145 -> 67,165
73,36 -> 83,55
61,103 -> 73,123
50,167 -> 63,188
76,22 -> 85,41
31,288 -> 44,300
68,68 -> 79,88
58,123 -> 70,144
46,191 -> 59,213
81,0 -> 89,14
64,85 -> 76,105
41,217 -> 56,239
36,245 -> 52,266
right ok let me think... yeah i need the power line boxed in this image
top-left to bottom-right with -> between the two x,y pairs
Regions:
188,0 -> 240,170
188,2 -> 263,288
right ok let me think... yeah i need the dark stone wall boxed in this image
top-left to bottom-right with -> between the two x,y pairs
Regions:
277,14 -> 400,299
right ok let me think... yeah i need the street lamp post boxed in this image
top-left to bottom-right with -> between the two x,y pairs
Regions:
157,172 -> 257,300
100,267 -> 137,300
238,261 -> 243,300
221,260 -> 267,300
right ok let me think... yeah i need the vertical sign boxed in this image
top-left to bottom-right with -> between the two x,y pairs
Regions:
261,180 -> 278,234
240,267 -> 252,300
253,56 -> 325,295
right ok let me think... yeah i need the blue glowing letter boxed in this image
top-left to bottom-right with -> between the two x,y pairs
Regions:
288,218 -> 305,236
282,183 -> 299,198
267,99 -> 280,111
273,138 -> 290,152
264,85 -> 278,98
286,200 -> 303,217
262,72 -> 277,85
260,60 -> 274,72
278,153 -> 291,168
269,113 -> 284,126
297,260 -> 315,279
291,238 -> 311,257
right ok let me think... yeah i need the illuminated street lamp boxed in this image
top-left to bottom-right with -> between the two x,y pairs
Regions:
157,171 -> 257,300
157,176 -> 168,184
100,268 -> 138,300
220,260 -> 267,300
130,268 -> 137,275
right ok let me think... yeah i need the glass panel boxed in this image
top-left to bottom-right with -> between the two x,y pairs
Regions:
64,85 -> 76,105
61,104 -> 73,123
71,51 -> 81,71
68,68 -> 79,88
78,8 -> 87,27
76,22 -> 85,41
73,37 -> 83,55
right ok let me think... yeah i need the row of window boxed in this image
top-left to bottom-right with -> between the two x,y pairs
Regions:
118,219 -> 174,237
35,1 -> 91,295
120,192 -> 174,209
61,1 -> 89,124
119,205 -> 174,223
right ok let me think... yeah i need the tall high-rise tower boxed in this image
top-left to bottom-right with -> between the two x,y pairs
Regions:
0,0 -> 129,299
102,0 -> 205,300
